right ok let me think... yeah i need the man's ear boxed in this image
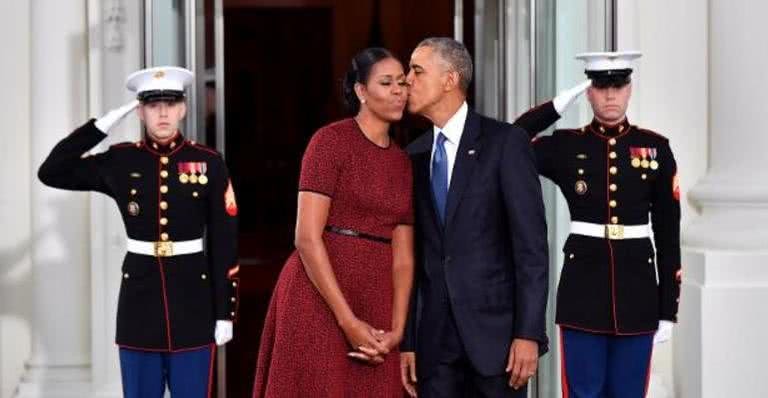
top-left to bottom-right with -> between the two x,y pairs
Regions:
586,86 -> 595,103
136,105 -> 145,122
179,101 -> 187,120
444,69 -> 460,93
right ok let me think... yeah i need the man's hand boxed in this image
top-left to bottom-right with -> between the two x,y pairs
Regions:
400,352 -> 418,397
94,99 -> 140,133
506,338 -> 539,390
214,320 -> 233,346
552,79 -> 591,115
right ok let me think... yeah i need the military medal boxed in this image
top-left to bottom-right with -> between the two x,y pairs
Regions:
649,148 -> 659,170
178,163 -> 191,183
189,173 -> 199,184
198,163 -> 208,185
575,180 -> 588,195
630,147 -> 641,168
127,201 -> 140,216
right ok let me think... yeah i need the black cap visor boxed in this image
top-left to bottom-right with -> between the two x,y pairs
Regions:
138,90 -> 185,103
587,69 -> 633,89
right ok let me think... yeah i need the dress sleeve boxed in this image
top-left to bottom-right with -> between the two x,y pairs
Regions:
298,128 -> 343,198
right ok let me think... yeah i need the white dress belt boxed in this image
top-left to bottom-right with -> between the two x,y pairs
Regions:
126,238 -> 204,257
570,221 -> 650,240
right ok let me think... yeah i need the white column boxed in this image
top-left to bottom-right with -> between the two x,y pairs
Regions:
17,0 -> 92,396
616,1 -> 710,397
676,1 -> 768,397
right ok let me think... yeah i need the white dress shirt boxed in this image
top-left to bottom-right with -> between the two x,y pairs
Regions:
430,101 -> 468,188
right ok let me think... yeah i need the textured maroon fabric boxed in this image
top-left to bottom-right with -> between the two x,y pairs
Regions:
253,119 -> 413,397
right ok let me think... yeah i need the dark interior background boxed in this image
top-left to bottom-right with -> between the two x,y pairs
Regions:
202,1 -> 475,395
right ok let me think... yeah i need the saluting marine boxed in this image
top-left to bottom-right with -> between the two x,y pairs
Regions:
38,66 -> 240,398
527,52 -> 682,398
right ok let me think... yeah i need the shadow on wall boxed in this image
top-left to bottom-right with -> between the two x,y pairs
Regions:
0,190 -> 90,397
0,230 -> 35,398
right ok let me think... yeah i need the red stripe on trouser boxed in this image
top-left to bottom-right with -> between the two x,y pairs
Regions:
643,344 -> 654,397
559,327 -> 570,398
207,343 -> 217,398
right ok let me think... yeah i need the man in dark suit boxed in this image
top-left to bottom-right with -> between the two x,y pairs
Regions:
399,37 -> 551,397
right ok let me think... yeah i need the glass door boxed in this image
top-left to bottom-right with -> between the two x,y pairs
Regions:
143,0 -> 224,149
143,1 -> 227,396
468,0 -> 615,396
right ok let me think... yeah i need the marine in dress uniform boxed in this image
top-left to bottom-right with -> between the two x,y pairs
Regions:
525,52 -> 682,398
38,66 -> 240,398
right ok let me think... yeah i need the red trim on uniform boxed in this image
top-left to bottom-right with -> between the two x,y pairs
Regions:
111,142 -> 137,149
590,122 -> 632,141
117,343 -> 212,353
190,142 -> 220,156
636,128 -> 668,140
156,155 -> 173,350
557,323 -> 657,336
643,345 -> 655,397
142,137 -> 187,157
571,126 -> 588,136
559,327 -> 570,398
604,139 -> 620,333
207,343 -> 217,398
157,257 -> 173,350
608,241 -> 619,333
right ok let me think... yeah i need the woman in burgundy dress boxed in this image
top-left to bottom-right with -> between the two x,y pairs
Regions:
253,48 -> 414,397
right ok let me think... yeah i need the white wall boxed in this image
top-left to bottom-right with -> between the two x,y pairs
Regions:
0,2 -> 32,398
616,0 -> 709,396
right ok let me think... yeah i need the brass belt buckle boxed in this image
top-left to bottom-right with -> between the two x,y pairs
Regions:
154,241 -> 174,257
605,225 -> 624,240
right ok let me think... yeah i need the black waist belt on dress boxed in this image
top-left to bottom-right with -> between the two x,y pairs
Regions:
324,225 -> 392,244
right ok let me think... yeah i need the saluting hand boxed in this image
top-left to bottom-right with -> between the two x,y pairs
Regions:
94,99 -> 140,133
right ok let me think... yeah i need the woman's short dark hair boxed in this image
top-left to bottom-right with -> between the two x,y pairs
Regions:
342,47 -> 394,114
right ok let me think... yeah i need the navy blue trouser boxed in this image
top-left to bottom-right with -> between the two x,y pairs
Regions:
560,327 -> 654,398
119,344 -> 215,398
419,309 -> 527,398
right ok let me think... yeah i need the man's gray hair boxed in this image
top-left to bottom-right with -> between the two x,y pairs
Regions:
417,37 -> 473,93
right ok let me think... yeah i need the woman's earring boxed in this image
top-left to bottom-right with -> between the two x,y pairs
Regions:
360,98 -> 367,104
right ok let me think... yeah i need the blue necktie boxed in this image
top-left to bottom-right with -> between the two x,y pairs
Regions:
431,132 -> 448,223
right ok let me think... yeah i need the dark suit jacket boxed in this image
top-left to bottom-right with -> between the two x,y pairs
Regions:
402,108 -> 550,378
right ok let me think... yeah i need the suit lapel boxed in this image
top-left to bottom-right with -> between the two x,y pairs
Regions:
444,110 -> 482,229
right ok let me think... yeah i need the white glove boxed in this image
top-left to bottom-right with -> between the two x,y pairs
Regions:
653,320 -> 674,345
552,79 -> 592,115
94,99 -> 140,133
214,320 -> 233,346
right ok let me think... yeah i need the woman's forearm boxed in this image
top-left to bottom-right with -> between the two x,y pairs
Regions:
296,235 -> 356,327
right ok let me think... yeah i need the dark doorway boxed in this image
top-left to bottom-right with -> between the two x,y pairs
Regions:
219,1 -> 458,396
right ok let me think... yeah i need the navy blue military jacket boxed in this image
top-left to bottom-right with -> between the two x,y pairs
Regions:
39,120 -> 239,351
532,114 -> 682,334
